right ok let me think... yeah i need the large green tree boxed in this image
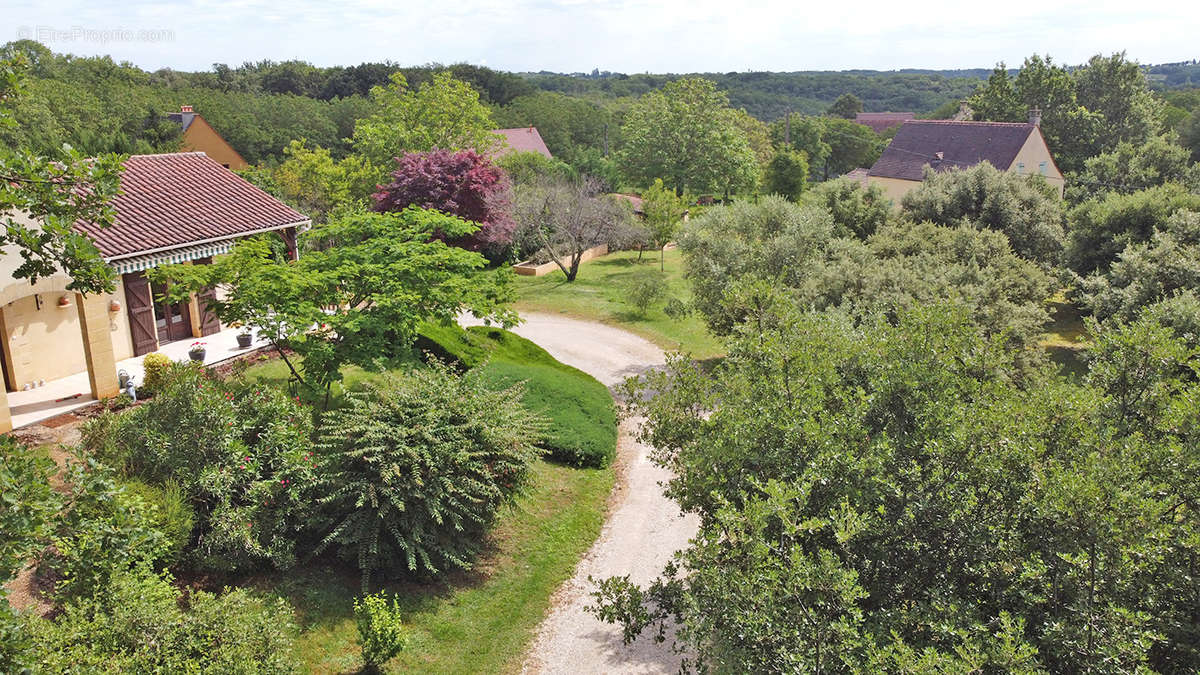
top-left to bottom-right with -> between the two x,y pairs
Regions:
154,208 -> 516,402
594,302 -> 1200,671
0,55 -> 124,293
900,162 -> 1066,266
827,92 -> 863,119
617,78 -> 757,196
352,71 -> 499,170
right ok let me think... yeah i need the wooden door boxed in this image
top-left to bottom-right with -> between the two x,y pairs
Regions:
193,257 -> 222,336
151,280 -> 192,343
123,272 -> 158,356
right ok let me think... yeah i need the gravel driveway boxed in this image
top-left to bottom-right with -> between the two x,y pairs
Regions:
465,313 -> 699,674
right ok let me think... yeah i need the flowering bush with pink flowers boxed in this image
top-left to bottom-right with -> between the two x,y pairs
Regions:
82,362 -> 315,573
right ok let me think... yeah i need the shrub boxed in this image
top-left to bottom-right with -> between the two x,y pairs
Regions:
900,162 -> 1065,266
806,177 -> 891,239
0,437 -> 60,673
140,351 -> 172,395
81,363 -> 316,574
28,568 -> 297,673
0,437 -> 61,584
315,363 -> 545,587
48,459 -> 167,599
1075,209 -> 1200,321
119,478 -> 195,568
355,592 -> 407,670
624,269 -> 667,317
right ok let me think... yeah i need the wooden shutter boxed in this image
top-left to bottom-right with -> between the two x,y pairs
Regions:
193,257 -> 222,336
123,272 -> 158,356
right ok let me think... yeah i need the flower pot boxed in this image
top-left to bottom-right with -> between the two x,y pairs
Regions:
236,333 -> 253,349
188,349 -> 206,363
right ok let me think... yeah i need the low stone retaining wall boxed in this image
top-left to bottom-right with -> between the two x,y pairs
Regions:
513,245 -> 609,276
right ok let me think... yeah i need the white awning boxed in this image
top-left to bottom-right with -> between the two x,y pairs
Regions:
108,241 -> 236,275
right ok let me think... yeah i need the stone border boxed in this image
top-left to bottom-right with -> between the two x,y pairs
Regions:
513,245 -> 608,276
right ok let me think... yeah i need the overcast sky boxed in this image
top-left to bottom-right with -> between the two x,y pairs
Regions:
5,0 -> 1197,74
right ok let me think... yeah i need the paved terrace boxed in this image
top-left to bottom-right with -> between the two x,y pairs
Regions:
6,325 -> 269,429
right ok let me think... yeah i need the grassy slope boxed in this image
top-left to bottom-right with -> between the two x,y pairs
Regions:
511,248 -> 725,360
420,323 -> 617,467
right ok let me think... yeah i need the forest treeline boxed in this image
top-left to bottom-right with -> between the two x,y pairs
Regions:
3,39 -> 1197,169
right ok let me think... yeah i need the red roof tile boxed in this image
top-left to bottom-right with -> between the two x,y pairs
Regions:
868,120 -> 1038,182
855,112 -> 915,134
75,152 -> 308,259
492,128 -> 553,159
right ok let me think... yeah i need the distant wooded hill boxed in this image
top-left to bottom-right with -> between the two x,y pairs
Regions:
2,39 -> 1195,164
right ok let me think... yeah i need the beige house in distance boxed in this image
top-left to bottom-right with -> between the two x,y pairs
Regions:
168,105 -> 248,170
0,152 -> 308,431
867,110 -> 1065,205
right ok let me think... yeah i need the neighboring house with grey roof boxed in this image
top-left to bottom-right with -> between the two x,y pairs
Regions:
492,127 -> 553,160
866,110 -> 1064,205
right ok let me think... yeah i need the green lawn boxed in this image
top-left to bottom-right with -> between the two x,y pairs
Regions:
274,459 -> 612,674
511,248 -> 725,360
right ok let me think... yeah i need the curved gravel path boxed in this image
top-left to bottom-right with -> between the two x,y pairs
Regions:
467,313 -> 699,673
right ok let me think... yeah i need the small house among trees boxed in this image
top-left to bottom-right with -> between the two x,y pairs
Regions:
492,127 -> 554,159
867,111 -> 1064,204
167,105 -> 249,170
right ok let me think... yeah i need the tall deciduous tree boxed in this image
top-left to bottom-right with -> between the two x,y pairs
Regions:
641,178 -> 688,270
373,149 -> 516,254
0,56 -> 123,293
1074,52 -> 1164,149
351,71 -> 499,170
511,177 -> 638,281
827,92 -> 863,119
617,78 -> 757,196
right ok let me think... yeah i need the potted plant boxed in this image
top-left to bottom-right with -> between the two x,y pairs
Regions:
187,341 -> 207,362
236,329 -> 253,349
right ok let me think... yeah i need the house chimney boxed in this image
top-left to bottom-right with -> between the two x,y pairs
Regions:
1028,107 -> 1041,127
953,100 -> 973,121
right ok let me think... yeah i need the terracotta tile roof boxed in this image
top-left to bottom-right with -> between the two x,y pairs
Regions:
855,112 -> 915,134
492,127 -> 553,159
75,152 -> 308,260
843,167 -> 871,187
868,120 -> 1037,182
611,193 -> 644,213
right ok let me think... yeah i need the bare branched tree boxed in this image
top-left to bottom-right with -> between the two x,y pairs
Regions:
510,176 -> 641,281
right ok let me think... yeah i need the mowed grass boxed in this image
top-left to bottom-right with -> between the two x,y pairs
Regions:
511,248 -> 725,360
273,459 -> 612,674
420,323 -> 618,467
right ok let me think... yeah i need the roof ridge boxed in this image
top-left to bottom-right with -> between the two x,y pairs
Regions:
906,120 -> 1033,127
127,151 -> 210,159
